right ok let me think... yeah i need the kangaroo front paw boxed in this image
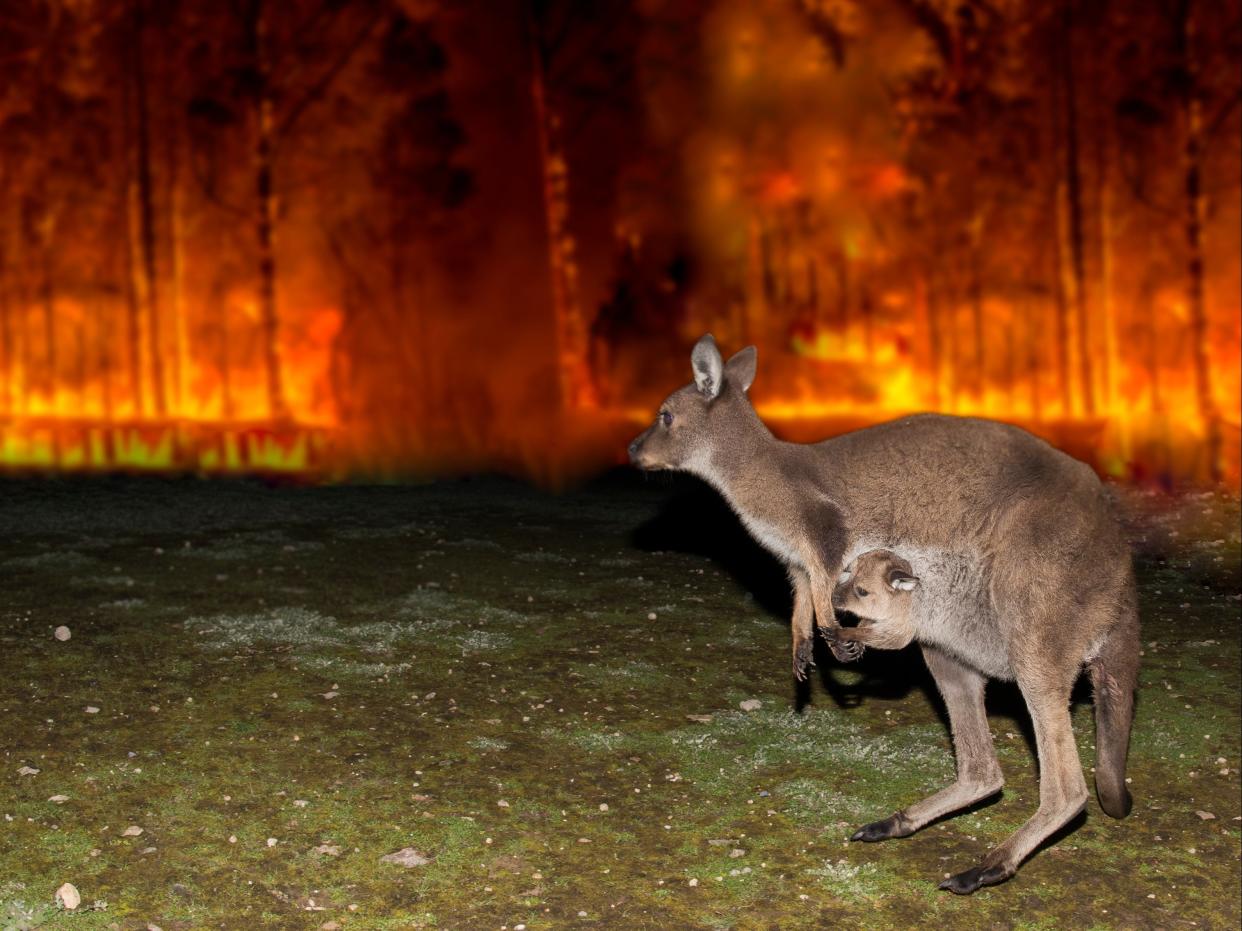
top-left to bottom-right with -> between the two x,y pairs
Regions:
850,813 -> 913,843
793,637 -> 815,680
824,632 -> 864,663
937,863 -> 1012,895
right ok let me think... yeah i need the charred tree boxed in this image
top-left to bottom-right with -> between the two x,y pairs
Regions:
526,4 -> 598,410
131,0 -> 166,417
1060,0 -> 1095,416
1175,0 -> 1221,482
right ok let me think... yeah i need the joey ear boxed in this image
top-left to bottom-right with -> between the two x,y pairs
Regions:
691,333 -> 723,399
888,571 -> 918,592
724,345 -> 757,393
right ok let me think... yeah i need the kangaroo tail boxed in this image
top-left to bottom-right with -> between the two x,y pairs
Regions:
1089,605 -> 1140,819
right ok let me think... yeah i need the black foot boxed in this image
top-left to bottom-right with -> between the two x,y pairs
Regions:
850,813 -> 912,843
937,863 -> 1012,895
793,638 -> 815,681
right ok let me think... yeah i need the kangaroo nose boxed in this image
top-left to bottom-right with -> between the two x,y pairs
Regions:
627,439 -> 641,462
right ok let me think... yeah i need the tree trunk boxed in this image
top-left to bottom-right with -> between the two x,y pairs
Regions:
251,0 -> 289,421
122,64 -> 147,419
968,220 -> 986,401
0,243 -> 11,415
1052,180 -> 1075,417
1061,0 -> 1094,415
919,271 -> 941,409
527,7 -> 597,410
132,0 -> 166,417
167,120 -> 189,417
1177,0 -> 1220,482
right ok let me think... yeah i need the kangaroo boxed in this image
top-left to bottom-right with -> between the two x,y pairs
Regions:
628,334 -> 1139,894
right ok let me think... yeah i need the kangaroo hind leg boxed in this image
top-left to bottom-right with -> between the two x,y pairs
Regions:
852,644 -> 1002,842
940,671 -> 1087,894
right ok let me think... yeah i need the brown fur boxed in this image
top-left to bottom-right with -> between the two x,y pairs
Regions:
629,334 -> 1140,894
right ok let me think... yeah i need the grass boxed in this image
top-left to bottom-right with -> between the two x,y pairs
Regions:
0,475 -> 1237,929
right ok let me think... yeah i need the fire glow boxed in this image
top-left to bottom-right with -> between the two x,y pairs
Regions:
0,0 -> 1237,485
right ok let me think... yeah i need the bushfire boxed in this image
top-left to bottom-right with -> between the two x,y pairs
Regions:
0,0 -> 1237,486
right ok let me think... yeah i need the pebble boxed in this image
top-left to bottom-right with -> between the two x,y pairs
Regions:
739,699 -> 762,712
266,837 -> 278,847
599,803 -> 609,812
85,706 -> 100,714
1195,811 -> 1216,820
54,626 -> 71,641
122,825 -> 143,837
55,883 -> 80,910
17,766 -> 39,776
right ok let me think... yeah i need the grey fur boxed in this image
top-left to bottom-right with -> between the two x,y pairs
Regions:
628,335 -> 1140,895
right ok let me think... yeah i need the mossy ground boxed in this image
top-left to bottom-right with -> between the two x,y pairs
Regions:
0,476 -> 1238,930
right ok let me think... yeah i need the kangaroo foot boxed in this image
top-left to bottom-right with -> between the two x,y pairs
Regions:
850,813 -> 913,843
937,863 -> 1012,895
793,637 -> 815,680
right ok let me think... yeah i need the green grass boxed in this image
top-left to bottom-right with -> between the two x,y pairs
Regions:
0,477 -> 1237,929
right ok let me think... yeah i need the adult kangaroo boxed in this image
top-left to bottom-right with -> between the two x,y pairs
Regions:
627,334 -> 1139,894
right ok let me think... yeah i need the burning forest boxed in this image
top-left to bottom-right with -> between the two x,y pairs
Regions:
0,0 -> 1238,485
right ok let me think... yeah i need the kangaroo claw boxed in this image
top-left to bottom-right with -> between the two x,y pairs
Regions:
793,638 -> 815,680
823,631 -> 864,663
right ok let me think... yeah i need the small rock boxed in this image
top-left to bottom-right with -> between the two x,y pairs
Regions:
730,848 -> 746,858
688,878 -> 698,887
739,699 -> 761,712
599,803 -> 609,812
321,691 -> 339,700
686,714 -> 714,724
55,882 -> 80,910
266,837 -> 278,847
121,825 -> 144,837
380,847 -> 431,867
17,766 -> 39,776
293,799 -> 309,808
1195,810 -> 1217,820
647,612 -> 657,620
85,706 -> 100,714
497,799 -> 510,808
313,843 -> 342,857
54,626 -> 71,641
320,923 -> 341,931
47,795 -> 69,804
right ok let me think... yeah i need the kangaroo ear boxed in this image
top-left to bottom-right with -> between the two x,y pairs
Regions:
724,345 -> 757,393
888,570 -> 918,592
691,333 -> 723,399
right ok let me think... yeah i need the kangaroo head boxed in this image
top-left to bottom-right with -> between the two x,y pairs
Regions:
833,550 -> 919,622
627,333 -> 758,475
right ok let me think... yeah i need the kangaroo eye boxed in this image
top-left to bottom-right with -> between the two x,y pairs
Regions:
660,410 -> 673,427
856,586 -> 870,598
